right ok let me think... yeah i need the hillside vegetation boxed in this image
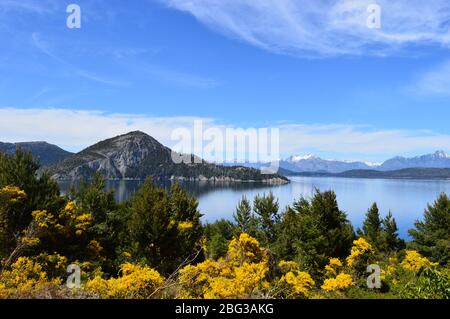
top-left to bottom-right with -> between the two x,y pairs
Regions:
0,150 -> 449,299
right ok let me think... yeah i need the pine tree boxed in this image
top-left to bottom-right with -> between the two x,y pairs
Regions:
233,196 -> 256,235
359,203 -> 382,249
253,192 -> 279,245
409,193 -> 450,265
128,179 -> 178,274
381,211 -> 405,252
274,190 -> 354,278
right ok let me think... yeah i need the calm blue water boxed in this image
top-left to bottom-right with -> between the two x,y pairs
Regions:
59,177 -> 450,239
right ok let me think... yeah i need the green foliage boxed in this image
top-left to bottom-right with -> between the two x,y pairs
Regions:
409,193 -> 450,265
204,219 -> 235,259
0,149 -> 62,260
358,204 -> 405,253
233,196 -> 258,237
275,190 -> 355,277
68,173 -> 121,273
381,211 -> 405,252
399,268 -> 450,299
358,203 -> 382,248
253,192 -> 279,246
127,179 -> 203,274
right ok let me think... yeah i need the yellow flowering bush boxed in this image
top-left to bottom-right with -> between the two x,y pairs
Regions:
178,221 -> 194,231
85,263 -> 165,299
324,258 -> 343,277
227,233 -> 267,265
205,262 -> 269,299
177,233 -> 269,299
30,201 -> 93,238
346,238 -> 374,267
401,250 -> 438,273
321,273 -> 353,292
0,186 -> 26,203
0,257 -> 62,298
280,270 -> 315,298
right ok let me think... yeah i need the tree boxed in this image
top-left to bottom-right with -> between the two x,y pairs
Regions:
358,203 -> 382,249
381,211 -> 405,252
409,193 -> 450,265
275,190 -> 354,278
0,149 -> 62,260
168,183 -> 203,264
204,219 -> 234,259
128,179 -> 178,274
253,192 -> 279,245
127,179 -> 203,274
69,173 -> 121,273
233,196 -> 257,236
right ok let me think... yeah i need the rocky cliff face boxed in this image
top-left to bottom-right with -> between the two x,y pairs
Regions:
47,131 -> 288,184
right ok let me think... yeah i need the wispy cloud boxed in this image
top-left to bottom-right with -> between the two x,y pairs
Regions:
0,107 -> 449,161
31,32 -> 129,87
413,59 -> 450,96
161,0 -> 450,57
0,0 -> 57,14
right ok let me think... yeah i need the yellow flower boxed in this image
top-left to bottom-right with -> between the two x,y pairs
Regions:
324,258 -> 343,277
400,250 -> 438,273
227,233 -> 267,265
346,237 -> 374,267
88,240 -> 103,254
85,263 -> 164,299
178,221 -> 193,231
31,210 -> 55,228
321,273 -> 353,292
281,271 -> 315,298
20,236 -> 40,247
177,234 -> 269,299
0,185 -> 26,203
75,213 -> 92,234
0,257 -> 61,298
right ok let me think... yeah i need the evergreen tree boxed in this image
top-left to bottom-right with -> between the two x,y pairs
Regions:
204,219 -> 234,259
0,149 -> 62,259
275,190 -> 354,278
233,196 -> 257,236
168,183 -> 204,264
359,203 -> 382,249
128,180 -> 204,274
253,192 -> 279,245
409,193 -> 450,265
273,206 -> 300,261
381,211 -> 405,252
128,179 -> 179,274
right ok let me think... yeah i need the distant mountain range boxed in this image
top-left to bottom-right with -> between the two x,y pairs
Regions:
2,134 -> 450,181
0,141 -> 73,166
231,150 -> 450,174
39,131 -> 287,183
282,168 -> 450,180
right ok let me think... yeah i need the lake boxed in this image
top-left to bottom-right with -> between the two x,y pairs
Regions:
59,177 -> 450,239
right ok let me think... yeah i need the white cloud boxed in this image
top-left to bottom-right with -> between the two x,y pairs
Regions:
161,0 -> 450,56
1,108 -> 449,161
0,108 -> 213,152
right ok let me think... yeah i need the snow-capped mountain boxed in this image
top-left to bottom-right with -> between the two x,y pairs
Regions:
279,150 -> 450,173
379,150 -> 450,171
279,155 -> 374,173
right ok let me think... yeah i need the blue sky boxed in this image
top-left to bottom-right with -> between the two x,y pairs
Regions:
1,0 -> 450,162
